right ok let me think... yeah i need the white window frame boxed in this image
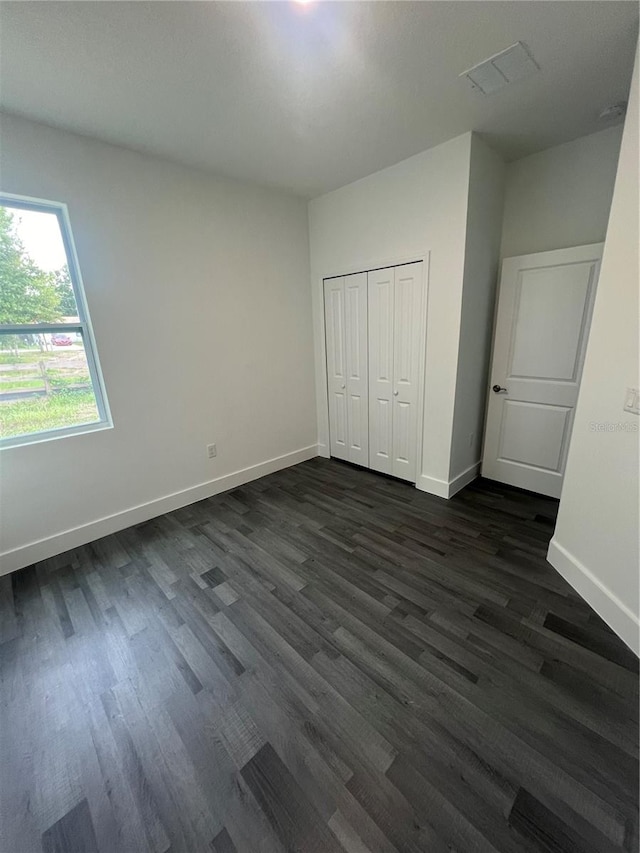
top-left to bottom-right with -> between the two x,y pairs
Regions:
0,192 -> 112,448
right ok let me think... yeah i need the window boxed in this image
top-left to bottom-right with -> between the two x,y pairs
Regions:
0,193 -> 111,446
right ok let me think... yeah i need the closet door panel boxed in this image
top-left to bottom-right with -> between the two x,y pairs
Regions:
344,273 -> 369,466
392,263 -> 423,481
324,278 -> 348,461
368,267 -> 395,475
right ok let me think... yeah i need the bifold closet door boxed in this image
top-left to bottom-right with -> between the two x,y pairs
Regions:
392,263 -> 423,481
323,273 -> 368,465
344,273 -> 369,465
368,262 -> 423,482
367,267 -> 395,475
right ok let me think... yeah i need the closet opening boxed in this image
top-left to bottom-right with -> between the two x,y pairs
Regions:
323,260 -> 427,485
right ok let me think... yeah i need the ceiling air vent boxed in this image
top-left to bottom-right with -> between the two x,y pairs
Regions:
460,42 -> 539,95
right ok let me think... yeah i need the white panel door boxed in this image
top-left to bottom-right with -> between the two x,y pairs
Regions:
344,272 -> 369,466
368,267 -> 395,476
482,244 -> 603,498
324,277 -> 348,461
392,263 -> 423,482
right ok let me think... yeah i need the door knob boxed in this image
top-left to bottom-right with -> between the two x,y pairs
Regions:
341,384 -> 346,389
393,391 -> 399,396
492,385 -> 508,393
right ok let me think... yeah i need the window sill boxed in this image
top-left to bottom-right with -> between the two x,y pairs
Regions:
0,418 -> 114,450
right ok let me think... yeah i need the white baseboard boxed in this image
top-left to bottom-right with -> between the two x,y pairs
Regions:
0,444 -> 319,577
416,462 -> 480,499
547,538 -> 639,655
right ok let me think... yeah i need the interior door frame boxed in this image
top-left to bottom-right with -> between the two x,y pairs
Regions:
319,251 -> 430,487
480,243 -> 603,496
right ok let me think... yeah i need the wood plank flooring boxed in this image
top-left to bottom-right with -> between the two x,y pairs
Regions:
1,458 -> 637,853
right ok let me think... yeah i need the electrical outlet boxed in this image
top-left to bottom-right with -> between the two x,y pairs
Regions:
207,443 -> 217,458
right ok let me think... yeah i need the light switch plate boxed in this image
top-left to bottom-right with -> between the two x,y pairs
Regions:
623,388 -> 640,415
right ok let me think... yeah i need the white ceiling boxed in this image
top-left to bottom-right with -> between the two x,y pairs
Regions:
0,1 -> 637,198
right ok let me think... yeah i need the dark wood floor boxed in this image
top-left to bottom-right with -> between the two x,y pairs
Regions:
1,458 -> 638,853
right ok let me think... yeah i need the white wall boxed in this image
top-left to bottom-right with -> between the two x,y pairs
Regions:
0,113 -> 317,572
500,125 -> 623,260
309,133 -> 473,490
548,47 -> 639,653
450,135 -> 506,483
